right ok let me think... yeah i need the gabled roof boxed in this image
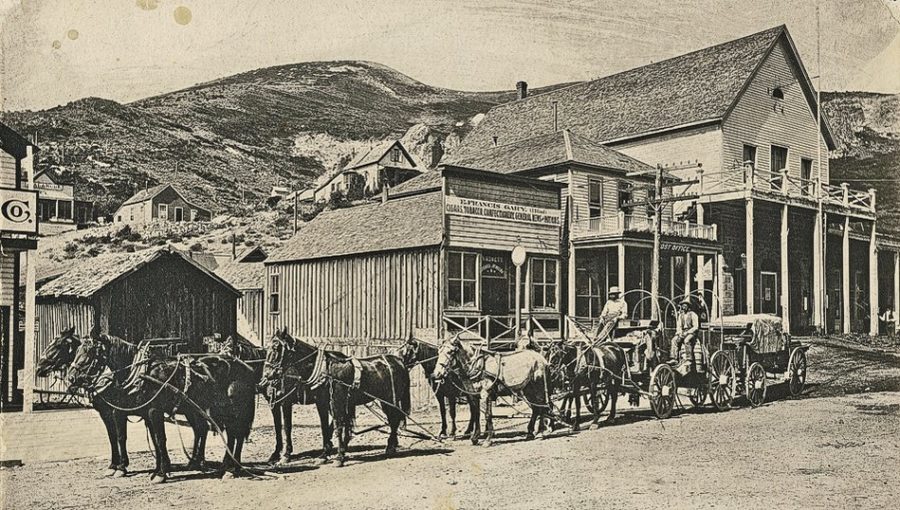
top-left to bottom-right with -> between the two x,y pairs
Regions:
120,184 -> 171,207
388,170 -> 442,196
346,140 -> 417,170
37,246 -> 240,299
446,130 -> 656,176
267,192 -> 443,264
235,245 -> 268,263
216,260 -> 266,290
455,25 -> 836,159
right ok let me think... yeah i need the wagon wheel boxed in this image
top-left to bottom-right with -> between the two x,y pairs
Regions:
788,347 -> 807,397
649,364 -> 677,419
581,389 -> 610,415
688,375 -> 708,408
746,362 -> 767,408
708,351 -> 735,411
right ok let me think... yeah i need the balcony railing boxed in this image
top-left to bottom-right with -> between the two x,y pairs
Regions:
697,165 -> 875,214
573,213 -> 717,241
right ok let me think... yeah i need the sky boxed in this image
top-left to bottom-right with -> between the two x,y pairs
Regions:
1,0 -> 898,111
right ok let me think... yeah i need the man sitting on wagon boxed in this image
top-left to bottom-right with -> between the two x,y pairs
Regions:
670,298 -> 700,372
596,286 -> 628,339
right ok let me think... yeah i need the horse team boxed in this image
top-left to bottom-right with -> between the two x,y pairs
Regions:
35,325 -> 629,483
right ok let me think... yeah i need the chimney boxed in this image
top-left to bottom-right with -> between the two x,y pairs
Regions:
516,81 -> 528,100
381,183 -> 390,204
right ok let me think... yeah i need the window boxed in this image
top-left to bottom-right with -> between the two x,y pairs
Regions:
269,273 -> 281,314
742,145 -> 757,170
588,179 -> 603,218
531,258 -> 557,310
57,200 -> 72,220
770,145 -> 788,190
174,207 -> 183,222
130,210 -> 134,221
772,87 -> 784,100
448,252 -> 478,308
390,147 -> 401,163
158,203 -> 168,219
801,158 -> 813,196
618,182 -> 633,210
37,200 -> 53,221
190,209 -> 198,221
575,267 -> 603,319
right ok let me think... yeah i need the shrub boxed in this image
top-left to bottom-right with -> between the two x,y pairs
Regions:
189,242 -> 205,252
63,242 -> 78,257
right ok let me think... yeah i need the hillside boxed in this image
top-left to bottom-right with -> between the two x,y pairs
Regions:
823,92 -> 900,235
0,61 -> 550,216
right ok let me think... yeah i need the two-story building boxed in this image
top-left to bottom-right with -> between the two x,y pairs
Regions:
34,170 -> 94,235
450,24 -> 898,336
313,140 -> 422,203
0,121 -> 39,412
114,184 -> 212,225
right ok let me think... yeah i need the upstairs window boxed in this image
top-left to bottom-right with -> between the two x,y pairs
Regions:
531,258 -> 557,310
618,182 -> 633,210
269,273 -> 281,314
801,158 -> 813,195
742,145 -> 757,170
390,147 -> 401,163
448,252 -> 478,308
588,179 -> 603,218
771,87 -> 784,100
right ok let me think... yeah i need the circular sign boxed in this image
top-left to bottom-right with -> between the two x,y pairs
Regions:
511,245 -> 527,267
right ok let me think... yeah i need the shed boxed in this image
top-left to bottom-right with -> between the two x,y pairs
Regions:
34,246 -> 240,395
215,246 -> 268,344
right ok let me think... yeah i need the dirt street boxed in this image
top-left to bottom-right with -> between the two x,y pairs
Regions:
2,337 -> 899,510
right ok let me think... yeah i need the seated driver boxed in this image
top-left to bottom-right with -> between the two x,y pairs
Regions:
670,298 -> 700,371
598,286 -> 628,339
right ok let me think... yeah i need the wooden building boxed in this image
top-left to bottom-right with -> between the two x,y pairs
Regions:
0,121 -> 39,412
313,140 -> 421,203
215,246 -> 268,344
34,170 -> 94,235
114,184 -> 211,225
450,25 -> 900,335
34,247 -> 239,396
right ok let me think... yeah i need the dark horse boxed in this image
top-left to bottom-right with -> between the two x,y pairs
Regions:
37,328 -> 206,477
306,345 -> 411,467
432,336 -> 553,447
258,329 -> 340,465
64,335 -> 211,480
122,347 -> 259,482
398,336 -> 479,439
544,339 -> 625,430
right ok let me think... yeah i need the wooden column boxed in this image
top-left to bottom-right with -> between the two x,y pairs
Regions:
567,179 -> 576,321
842,183 -> 851,334
684,249 -> 692,300
746,198 -> 755,314
812,205 -> 824,330
617,242 -> 626,293
695,169 -> 706,302
869,220 -> 879,336
21,250 -> 36,413
781,203 -> 790,333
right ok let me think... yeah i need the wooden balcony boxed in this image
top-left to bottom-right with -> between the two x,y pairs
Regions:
572,212 -> 717,242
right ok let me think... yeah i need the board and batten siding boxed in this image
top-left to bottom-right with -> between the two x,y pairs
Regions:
0,253 -> 14,306
34,302 -> 94,394
722,40 -> 829,184
266,248 -> 441,346
238,289 -> 265,344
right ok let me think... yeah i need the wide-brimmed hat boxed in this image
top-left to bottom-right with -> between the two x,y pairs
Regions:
608,286 -> 621,296
679,297 -> 693,307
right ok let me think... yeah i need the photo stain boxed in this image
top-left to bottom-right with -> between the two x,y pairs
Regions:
67,29 -> 79,41
51,40 -> 61,50
174,6 -> 192,25
136,0 -> 160,10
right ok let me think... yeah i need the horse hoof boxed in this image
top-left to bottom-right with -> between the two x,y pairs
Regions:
589,423 -> 601,431
438,432 -> 447,440
279,455 -> 291,465
112,469 -> 127,478
385,446 -> 397,456
104,468 -> 117,477
571,424 -> 581,432
482,439 -> 493,448
525,433 -> 535,441
221,471 -> 235,481
149,474 -> 166,485
336,459 -> 346,468
266,453 -> 281,464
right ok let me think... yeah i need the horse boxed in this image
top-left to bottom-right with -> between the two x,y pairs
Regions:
64,334 -> 211,480
306,346 -> 411,467
544,338 -> 624,430
258,328 -> 341,464
398,336 -> 479,439
432,336 -> 553,447
123,349 -> 258,482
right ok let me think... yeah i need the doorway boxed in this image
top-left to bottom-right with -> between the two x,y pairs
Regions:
481,252 -> 511,316
760,271 -> 778,315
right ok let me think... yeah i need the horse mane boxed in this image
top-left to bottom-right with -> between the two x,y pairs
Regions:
97,334 -> 140,375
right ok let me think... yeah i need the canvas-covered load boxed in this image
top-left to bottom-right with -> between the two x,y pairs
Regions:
716,314 -> 785,353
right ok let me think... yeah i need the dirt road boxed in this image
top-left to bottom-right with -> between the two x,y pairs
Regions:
2,337 -> 899,509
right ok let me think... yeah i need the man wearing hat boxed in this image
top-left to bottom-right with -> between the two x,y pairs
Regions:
598,286 -> 628,339
671,298 -> 700,371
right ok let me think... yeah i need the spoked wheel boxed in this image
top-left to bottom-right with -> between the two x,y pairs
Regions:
708,351 -> 736,411
581,389 -> 610,415
688,376 -> 709,408
746,362 -> 767,408
788,347 -> 808,397
649,364 -> 677,419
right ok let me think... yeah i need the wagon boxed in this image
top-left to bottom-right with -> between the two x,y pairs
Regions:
707,314 -> 809,408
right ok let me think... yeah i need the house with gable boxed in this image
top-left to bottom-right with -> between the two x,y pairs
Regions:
313,140 -> 421,203
114,184 -> 212,225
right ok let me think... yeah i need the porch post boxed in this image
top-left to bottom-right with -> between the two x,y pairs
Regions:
781,203 -> 790,333
812,206 -> 824,330
21,250 -> 36,413
841,184 -> 851,334
617,242 -> 626,294
869,218 -> 879,336
894,250 -> 900,333
746,198 -> 755,314
684,249 -> 692,300
568,247 -> 576,320
695,192 -> 705,307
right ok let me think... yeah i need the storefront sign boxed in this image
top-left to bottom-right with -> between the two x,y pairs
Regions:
660,242 -> 691,253
445,196 -> 559,226
35,181 -> 64,192
0,188 -> 38,236
481,255 -> 507,278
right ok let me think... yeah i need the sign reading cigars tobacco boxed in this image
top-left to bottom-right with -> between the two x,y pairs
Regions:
445,196 -> 560,226
0,188 -> 38,237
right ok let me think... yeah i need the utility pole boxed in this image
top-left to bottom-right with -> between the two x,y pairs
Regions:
292,182 -> 298,235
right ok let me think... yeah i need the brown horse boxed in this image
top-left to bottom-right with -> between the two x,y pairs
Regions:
307,347 -> 411,467
432,336 -> 553,446
398,336 -> 479,439
123,349 -> 258,482
258,329 -> 340,464
545,339 -> 625,429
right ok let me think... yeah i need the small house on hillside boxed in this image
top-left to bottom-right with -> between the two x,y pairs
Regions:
215,245 -> 268,344
34,246 -> 239,395
313,140 -> 421,202
114,184 -> 211,225
34,170 -> 94,235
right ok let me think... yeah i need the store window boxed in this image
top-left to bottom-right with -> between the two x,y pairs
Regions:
448,252 -> 478,308
531,258 -> 557,310
575,267 -> 603,319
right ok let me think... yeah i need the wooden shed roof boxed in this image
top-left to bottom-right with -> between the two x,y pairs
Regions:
37,246 -> 240,299
267,191 -> 444,264
215,260 -> 266,290
455,25 -> 835,158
